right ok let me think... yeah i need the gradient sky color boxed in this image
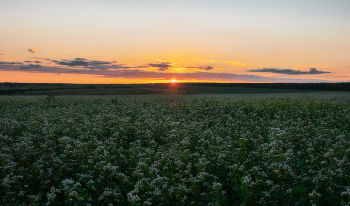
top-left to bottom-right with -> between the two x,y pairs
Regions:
1,0 -> 349,83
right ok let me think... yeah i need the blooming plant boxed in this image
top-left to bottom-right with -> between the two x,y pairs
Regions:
1,93 -> 350,205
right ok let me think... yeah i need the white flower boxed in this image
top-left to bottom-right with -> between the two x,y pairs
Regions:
127,193 -> 140,203
308,190 -> 321,198
212,182 -> 222,190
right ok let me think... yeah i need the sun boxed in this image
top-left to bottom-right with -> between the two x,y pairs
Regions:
171,79 -> 176,82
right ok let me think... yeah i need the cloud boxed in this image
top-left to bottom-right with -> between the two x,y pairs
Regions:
148,59 -> 176,69
56,59 -> 89,67
0,53 -> 8,55
186,66 -> 202,69
186,66 -> 214,70
203,66 -> 214,70
307,68 -> 331,74
248,68 -> 331,75
108,64 -> 134,69
54,58 -> 115,67
90,61 -> 114,65
0,61 -> 23,65
29,57 -> 52,61
19,64 -> 42,70
28,48 -> 37,53
149,62 -> 172,68
135,65 -> 150,68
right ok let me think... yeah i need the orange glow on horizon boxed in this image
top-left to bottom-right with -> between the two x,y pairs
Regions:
0,71 -> 256,84
1,70 -> 346,84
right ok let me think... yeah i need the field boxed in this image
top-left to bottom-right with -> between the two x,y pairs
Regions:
1,93 -> 350,205
0,83 -> 320,96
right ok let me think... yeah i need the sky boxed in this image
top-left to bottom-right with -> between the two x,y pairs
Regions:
0,0 -> 349,83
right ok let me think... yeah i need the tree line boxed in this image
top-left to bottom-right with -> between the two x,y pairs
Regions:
178,82 -> 350,91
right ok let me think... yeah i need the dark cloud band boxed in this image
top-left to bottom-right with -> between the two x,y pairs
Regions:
0,61 -> 23,65
148,62 -> 172,68
249,68 -> 331,75
186,66 -> 214,70
19,64 -> 42,70
54,58 -> 113,67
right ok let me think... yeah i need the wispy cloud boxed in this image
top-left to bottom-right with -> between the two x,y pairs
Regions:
29,57 -> 52,61
148,59 -> 176,70
186,66 -> 214,70
186,66 -> 202,69
248,68 -> 331,75
203,66 -> 213,70
0,61 -> 23,65
19,64 -> 42,70
53,58 -> 116,68
148,62 -> 172,68
28,48 -> 37,53
0,53 -> 8,55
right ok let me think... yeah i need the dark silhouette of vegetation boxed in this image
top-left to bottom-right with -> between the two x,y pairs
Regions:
0,82 -> 349,95
175,82 -> 350,91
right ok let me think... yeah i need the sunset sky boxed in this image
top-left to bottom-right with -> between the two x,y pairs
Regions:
0,0 -> 349,83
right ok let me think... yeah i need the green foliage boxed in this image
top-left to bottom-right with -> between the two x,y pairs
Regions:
46,94 -> 56,102
111,97 -> 118,104
1,94 -> 350,205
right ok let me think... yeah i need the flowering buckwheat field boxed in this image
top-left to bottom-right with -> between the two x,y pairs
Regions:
1,94 -> 350,206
